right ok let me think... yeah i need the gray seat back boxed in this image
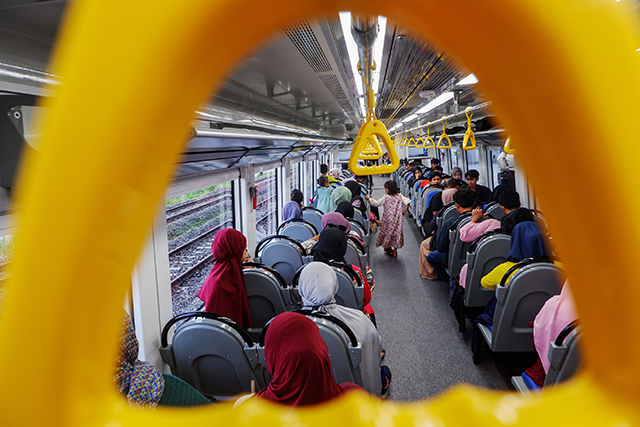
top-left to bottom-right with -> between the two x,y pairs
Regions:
243,264 -> 290,339
160,313 -> 264,401
257,313 -> 363,387
490,261 -> 564,352
545,325 -> 582,387
436,203 -> 459,229
277,219 -> 317,242
345,237 -> 367,271
417,187 -> 442,228
446,214 -> 473,277
484,202 -> 505,219
333,267 -> 363,310
465,233 -> 511,307
255,236 -> 305,286
302,207 -> 323,231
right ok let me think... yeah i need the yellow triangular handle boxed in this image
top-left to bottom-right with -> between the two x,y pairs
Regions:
348,119 -> 400,175
462,107 -> 476,151
424,125 -> 436,149
416,135 -> 425,148
408,136 -> 417,147
504,137 -> 516,154
436,119 -> 452,149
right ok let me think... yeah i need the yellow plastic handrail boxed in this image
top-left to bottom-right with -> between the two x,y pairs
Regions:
462,107 -> 476,151
436,118 -> 452,149
3,0 -> 640,425
504,136 -> 516,154
407,135 -> 417,147
348,119 -> 399,175
415,129 -> 426,148
424,125 -> 436,149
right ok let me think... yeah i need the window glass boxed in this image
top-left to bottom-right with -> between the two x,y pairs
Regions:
290,162 -> 301,194
489,149 -> 502,189
255,169 -> 278,242
0,233 -> 14,300
165,181 -> 234,314
465,149 -> 480,174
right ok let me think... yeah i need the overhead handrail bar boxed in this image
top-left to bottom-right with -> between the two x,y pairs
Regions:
436,118 -> 452,149
390,101 -> 492,137
348,50 -> 399,175
462,106 -> 477,151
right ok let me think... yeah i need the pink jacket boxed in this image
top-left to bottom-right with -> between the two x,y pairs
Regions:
458,219 -> 501,288
533,283 -> 578,373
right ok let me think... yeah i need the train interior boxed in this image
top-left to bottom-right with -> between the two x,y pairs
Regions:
0,0 -> 638,420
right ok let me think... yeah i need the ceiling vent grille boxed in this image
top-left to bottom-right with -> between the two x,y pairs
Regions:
319,74 -> 354,115
284,21 -> 333,73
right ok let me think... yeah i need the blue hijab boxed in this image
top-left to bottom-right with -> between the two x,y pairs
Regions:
507,222 -> 550,262
283,201 -> 302,221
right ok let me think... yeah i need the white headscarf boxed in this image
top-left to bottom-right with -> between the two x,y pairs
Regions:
330,168 -> 344,180
298,262 -> 382,396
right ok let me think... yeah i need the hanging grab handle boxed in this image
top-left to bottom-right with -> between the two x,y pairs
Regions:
504,137 -> 516,154
424,125 -> 436,149
437,118 -> 452,149
348,119 -> 399,176
415,129 -> 426,148
462,107 -> 476,151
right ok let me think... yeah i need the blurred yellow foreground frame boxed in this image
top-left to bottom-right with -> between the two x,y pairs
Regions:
1,0 -> 640,425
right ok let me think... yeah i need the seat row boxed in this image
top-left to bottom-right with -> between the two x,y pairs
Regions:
159,309 -> 362,401
393,167 -> 581,390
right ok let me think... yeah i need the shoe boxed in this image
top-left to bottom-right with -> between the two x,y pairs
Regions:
384,247 -> 393,255
380,365 -> 392,398
392,248 -> 397,257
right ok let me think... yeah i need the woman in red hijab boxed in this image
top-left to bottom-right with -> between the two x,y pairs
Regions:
197,228 -> 252,329
257,312 -> 361,406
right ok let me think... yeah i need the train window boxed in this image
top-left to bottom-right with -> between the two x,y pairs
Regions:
465,149 -> 480,175
0,233 -> 13,299
303,161 -> 314,205
165,181 -> 234,314
290,161 -> 301,193
489,148 -> 502,189
450,147 -> 460,169
255,168 -> 278,242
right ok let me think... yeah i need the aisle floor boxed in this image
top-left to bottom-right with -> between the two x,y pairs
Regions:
367,176 -> 514,401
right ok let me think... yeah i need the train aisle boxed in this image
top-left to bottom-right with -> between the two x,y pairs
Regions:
368,176 -> 511,401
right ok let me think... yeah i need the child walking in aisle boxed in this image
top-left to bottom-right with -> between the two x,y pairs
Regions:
313,175 -> 333,213
365,180 -> 410,256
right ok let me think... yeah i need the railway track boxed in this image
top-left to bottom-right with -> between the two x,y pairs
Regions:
166,191 -> 231,223
169,220 -> 233,285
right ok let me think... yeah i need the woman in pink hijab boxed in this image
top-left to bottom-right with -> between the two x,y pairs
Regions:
197,228 -> 252,329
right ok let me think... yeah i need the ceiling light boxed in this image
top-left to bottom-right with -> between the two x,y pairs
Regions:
339,12 -> 364,98
372,16 -> 387,94
457,73 -> 478,85
415,92 -> 455,115
401,113 -> 417,123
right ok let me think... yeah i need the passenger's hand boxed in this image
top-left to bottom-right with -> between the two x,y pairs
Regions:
364,195 -> 370,200
471,207 -> 485,223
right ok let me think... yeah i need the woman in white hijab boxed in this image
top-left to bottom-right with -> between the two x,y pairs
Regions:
298,262 -> 383,396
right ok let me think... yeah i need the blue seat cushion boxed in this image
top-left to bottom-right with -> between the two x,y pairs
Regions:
522,372 -> 542,390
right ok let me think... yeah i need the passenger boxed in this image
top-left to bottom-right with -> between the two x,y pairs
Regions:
344,180 -> 366,214
298,262 -> 388,396
522,282 -> 578,387
312,228 -> 374,319
329,167 -> 344,185
314,175 -> 333,214
115,312 -> 210,407
430,157 -> 441,171
282,189 -> 304,221
450,167 -> 463,181
441,178 -> 462,205
255,312 -> 362,406
449,191 -> 533,332
365,180 -> 410,257
329,186 -> 352,212
427,171 -> 444,189
465,169 -> 492,205
458,190 -> 534,289
425,189 -> 476,281
335,200 -> 355,219
418,179 -> 462,279
197,229 -> 252,329
480,221 -> 552,290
